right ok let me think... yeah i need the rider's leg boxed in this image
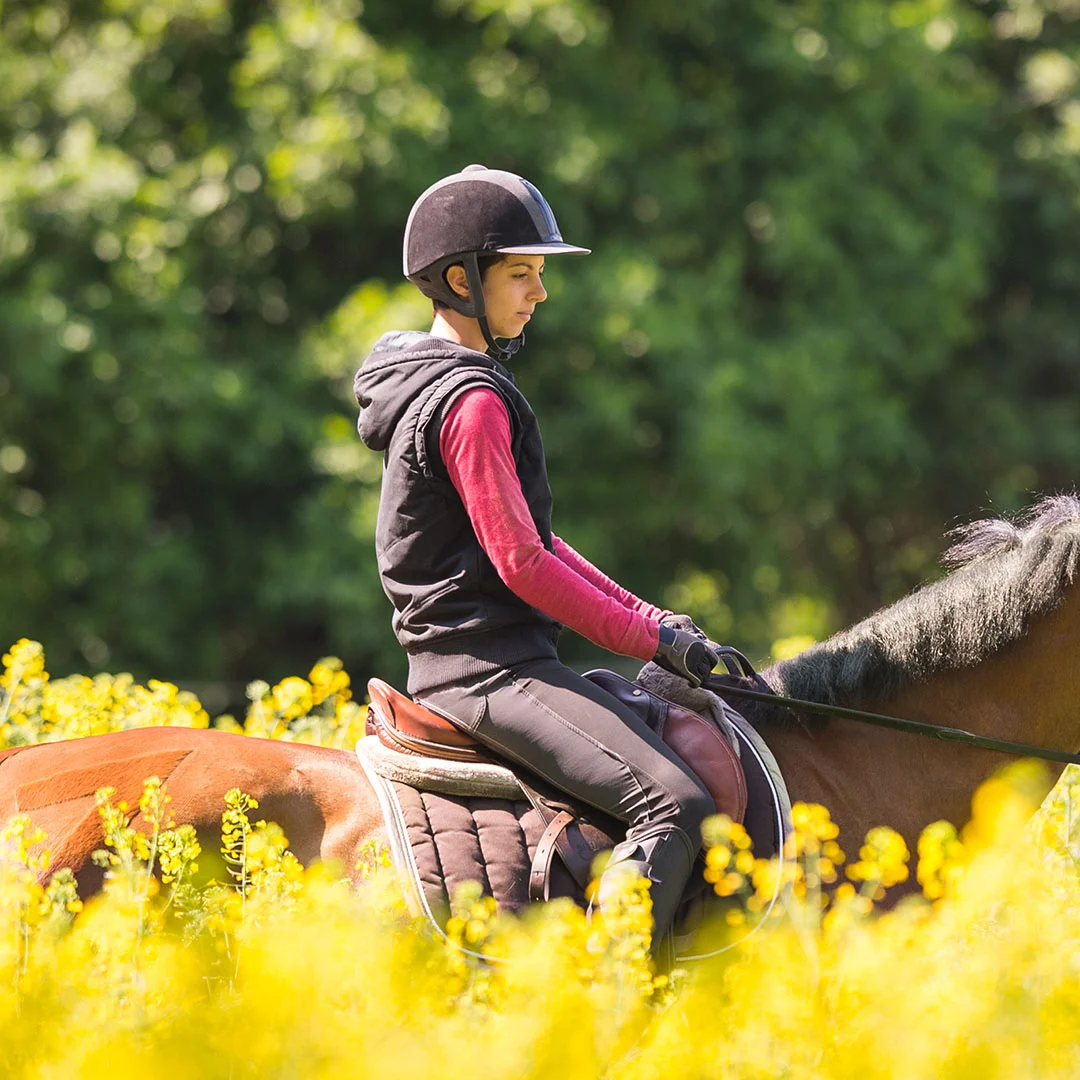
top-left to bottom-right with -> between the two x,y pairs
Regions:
419,657 -> 714,944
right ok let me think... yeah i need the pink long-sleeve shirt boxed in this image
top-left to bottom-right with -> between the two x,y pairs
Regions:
439,387 -> 664,661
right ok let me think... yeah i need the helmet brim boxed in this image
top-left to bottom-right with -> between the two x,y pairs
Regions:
494,242 -> 591,256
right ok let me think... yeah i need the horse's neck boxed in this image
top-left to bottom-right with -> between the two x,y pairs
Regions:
761,585 -> 1080,853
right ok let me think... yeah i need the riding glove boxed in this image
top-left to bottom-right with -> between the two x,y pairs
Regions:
661,613 -> 717,648
653,624 -> 719,687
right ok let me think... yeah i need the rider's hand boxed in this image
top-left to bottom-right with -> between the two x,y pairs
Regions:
653,624 -> 719,687
661,613 -> 716,648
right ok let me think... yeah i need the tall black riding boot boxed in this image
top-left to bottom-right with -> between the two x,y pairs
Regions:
595,823 -> 698,948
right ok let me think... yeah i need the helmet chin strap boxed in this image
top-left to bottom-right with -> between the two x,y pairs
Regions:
479,317 -> 524,361
460,254 -> 525,361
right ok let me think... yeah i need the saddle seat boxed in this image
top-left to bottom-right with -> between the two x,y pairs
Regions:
365,675 -> 747,824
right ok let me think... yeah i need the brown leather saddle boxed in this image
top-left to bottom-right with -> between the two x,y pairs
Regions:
365,670 -> 748,905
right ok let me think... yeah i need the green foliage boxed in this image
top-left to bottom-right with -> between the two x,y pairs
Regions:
1,0 -> 1078,687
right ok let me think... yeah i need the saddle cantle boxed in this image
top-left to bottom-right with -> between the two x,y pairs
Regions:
366,678 -> 481,761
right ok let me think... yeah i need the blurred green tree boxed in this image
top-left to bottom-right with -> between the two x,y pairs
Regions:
0,0 -> 1077,695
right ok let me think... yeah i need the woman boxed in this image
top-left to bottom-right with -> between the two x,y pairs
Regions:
354,164 -> 718,943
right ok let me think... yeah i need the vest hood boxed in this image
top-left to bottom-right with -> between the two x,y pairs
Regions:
354,331 -> 499,452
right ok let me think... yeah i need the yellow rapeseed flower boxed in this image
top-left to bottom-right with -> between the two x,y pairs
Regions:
3,641 -> 1080,1077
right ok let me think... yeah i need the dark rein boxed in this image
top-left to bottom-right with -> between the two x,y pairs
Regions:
703,657 -> 1080,768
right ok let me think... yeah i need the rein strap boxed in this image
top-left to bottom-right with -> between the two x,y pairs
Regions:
705,677 -> 1080,767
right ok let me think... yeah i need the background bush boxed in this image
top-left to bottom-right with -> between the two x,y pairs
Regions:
2,0 -> 1079,698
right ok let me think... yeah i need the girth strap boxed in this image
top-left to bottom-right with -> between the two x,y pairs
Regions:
529,810 -> 576,903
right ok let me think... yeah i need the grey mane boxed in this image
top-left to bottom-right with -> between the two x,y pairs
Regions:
762,495 -> 1080,712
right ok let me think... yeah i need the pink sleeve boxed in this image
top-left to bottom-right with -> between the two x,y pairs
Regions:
552,535 -> 670,622
439,388 -> 660,661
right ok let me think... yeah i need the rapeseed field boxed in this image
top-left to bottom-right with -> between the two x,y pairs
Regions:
2,637 -> 1079,1079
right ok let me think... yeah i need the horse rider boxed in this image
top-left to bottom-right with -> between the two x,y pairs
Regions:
353,164 -> 720,943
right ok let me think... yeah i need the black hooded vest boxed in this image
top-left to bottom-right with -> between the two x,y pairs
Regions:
355,332 -> 559,683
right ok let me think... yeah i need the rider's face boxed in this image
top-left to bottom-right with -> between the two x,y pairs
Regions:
481,256 -> 547,340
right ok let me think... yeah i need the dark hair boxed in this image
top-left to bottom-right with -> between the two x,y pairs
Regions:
432,253 -> 506,311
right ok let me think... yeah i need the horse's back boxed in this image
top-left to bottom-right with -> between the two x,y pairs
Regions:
0,727 -> 382,890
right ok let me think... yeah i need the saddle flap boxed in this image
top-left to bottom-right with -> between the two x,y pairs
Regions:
584,669 -> 747,824
663,703 -> 747,823
366,678 -> 481,759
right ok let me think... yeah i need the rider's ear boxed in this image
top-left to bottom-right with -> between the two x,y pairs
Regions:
445,264 -> 470,301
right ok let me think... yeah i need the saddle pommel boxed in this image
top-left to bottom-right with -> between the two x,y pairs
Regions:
366,678 -> 484,761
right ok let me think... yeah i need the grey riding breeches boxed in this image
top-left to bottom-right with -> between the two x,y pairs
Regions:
416,655 -> 714,943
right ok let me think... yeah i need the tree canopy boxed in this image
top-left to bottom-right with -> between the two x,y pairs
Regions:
2,0 -> 1078,698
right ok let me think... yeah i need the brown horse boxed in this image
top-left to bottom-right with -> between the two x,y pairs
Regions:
2,495 -> 1079,896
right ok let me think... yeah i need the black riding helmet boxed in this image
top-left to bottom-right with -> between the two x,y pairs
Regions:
403,164 -> 590,358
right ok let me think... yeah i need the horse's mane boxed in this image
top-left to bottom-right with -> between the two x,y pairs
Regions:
757,495 -> 1080,719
